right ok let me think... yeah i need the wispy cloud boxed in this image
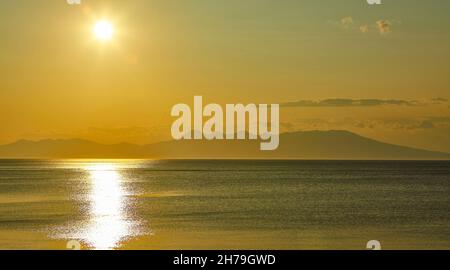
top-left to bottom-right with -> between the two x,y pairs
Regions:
427,116 -> 450,124
281,117 -> 449,133
338,17 -> 393,34
432,98 -> 448,103
352,119 -> 437,130
359,25 -> 370,33
281,98 -> 418,108
19,125 -> 171,145
376,20 -> 392,34
341,16 -> 354,29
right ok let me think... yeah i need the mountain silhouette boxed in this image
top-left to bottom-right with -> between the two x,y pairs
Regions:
0,130 -> 449,160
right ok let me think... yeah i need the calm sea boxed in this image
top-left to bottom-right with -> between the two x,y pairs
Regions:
0,159 -> 449,250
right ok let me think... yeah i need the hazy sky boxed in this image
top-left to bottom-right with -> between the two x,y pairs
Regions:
1,0 -> 449,151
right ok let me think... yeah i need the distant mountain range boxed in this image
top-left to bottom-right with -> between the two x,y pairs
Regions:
0,130 -> 449,160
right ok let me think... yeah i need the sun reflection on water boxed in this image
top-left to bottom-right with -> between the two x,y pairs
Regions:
82,163 -> 133,250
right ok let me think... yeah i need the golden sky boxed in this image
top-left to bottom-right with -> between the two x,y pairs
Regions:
0,0 -> 449,152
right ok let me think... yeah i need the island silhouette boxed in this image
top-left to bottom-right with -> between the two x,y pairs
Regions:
1,130 -> 449,160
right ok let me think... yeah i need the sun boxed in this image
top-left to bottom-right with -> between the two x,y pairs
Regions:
93,20 -> 114,41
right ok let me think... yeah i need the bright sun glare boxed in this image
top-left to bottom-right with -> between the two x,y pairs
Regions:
93,20 -> 114,41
